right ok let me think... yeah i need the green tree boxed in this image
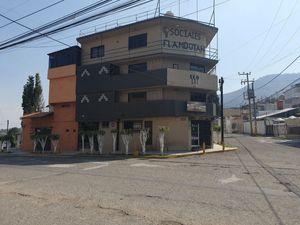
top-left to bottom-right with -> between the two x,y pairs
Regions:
7,127 -> 20,147
21,73 -> 44,114
22,76 -> 35,114
33,73 -> 44,112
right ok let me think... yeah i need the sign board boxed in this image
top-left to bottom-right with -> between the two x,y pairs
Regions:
162,26 -> 206,54
187,101 -> 206,112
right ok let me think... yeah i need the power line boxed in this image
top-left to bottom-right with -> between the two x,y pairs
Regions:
225,50 -> 300,106
245,0 -> 284,71
255,52 -> 300,91
251,0 -> 298,72
0,0 -> 152,50
0,12 -> 71,47
0,0 -> 65,29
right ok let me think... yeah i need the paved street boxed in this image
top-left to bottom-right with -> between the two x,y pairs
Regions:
0,135 -> 299,225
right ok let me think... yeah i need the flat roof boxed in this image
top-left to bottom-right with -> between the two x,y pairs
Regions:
21,112 -> 53,119
48,46 -> 81,56
77,15 -> 218,43
256,108 -> 298,120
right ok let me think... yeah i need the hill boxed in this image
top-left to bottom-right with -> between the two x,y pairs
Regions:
224,73 -> 300,108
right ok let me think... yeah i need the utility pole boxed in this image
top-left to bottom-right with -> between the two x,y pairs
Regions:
219,77 -> 224,150
252,82 -> 258,135
239,72 -> 253,136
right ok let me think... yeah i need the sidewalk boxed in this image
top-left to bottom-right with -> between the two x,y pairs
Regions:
0,144 -> 237,158
144,144 -> 237,158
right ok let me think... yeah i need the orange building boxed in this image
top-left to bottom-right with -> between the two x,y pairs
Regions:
21,15 -> 219,153
21,46 -> 80,152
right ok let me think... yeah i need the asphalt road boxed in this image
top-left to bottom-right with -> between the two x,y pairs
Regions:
0,135 -> 299,225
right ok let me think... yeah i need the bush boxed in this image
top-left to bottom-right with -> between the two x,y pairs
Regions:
213,124 -> 221,132
158,126 -> 170,133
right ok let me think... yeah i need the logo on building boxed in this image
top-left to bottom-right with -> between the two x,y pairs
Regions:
98,66 -> 109,75
80,95 -> 90,103
190,74 -> 199,85
98,93 -> 108,102
81,69 -> 90,77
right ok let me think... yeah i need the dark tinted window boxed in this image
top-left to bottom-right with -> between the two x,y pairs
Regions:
123,121 -> 142,130
128,92 -> 146,102
128,33 -> 147,49
191,92 -> 206,102
190,63 -> 205,72
128,63 -> 147,73
90,45 -> 104,58
49,46 -> 81,68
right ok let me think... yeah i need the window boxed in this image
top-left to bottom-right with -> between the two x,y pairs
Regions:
190,63 -> 205,72
101,121 -> 109,128
128,63 -> 147,73
128,92 -> 146,102
123,121 -> 142,130
173,64 -> 179,69
191,92 -> 206,102
90,45 -> 104,58
128,33 -> 147,49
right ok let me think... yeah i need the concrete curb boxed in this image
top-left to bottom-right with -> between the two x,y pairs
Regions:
0,147 -> 238,159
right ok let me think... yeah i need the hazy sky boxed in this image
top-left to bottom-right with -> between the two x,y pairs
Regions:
1,0 -> 300,128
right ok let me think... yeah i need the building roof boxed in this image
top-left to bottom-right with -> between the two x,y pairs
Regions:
77,15 -> 218,43
256,108 -> 298,120
21,112 -> 53,119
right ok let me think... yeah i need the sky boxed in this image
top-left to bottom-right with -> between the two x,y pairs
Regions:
1,0 -> 300,128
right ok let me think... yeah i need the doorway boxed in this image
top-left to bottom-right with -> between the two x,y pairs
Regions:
191,120 -> 211,150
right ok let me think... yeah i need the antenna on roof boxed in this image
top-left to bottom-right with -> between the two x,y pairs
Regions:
154,0 -> 160,17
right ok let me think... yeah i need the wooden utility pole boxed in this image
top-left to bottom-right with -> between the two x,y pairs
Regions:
239,72 -> 253,136
252,82 -> 258,135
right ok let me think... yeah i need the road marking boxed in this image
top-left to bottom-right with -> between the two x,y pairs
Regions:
130,163 -> 163,168
46,164 -> 75,168
83,162 -> 109,170
219,174 -> 242,184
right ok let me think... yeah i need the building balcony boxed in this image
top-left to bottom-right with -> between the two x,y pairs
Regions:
77,67 -> 218,94
76,100 -> 216,122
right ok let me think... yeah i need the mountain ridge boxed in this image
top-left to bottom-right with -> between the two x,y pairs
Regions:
224,73 -> 300,108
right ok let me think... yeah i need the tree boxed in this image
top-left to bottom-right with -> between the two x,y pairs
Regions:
22,76 -> 35,114
7,127 -> 20,147
21,74 -> 44,114
33,73 -> 44,112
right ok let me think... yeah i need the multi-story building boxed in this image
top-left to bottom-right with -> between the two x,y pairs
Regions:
21,15 -> 219,153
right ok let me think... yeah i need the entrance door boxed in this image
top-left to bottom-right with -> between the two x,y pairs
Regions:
191,120 -> 211,150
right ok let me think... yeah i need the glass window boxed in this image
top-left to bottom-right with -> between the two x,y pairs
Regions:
190,63 -> 205,72
90,45 -> 104,58
128,92 -> 146,102
128,63 -> 147,73
123,121 -> 142,130
191,92 -> 206,102
128,33 -> 147,49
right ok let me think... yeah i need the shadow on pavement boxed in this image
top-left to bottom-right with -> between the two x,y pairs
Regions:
274,139 -> 300,148
0,154 -> 137,166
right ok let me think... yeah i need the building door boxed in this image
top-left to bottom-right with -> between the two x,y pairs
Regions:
191,120 -> 211,150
